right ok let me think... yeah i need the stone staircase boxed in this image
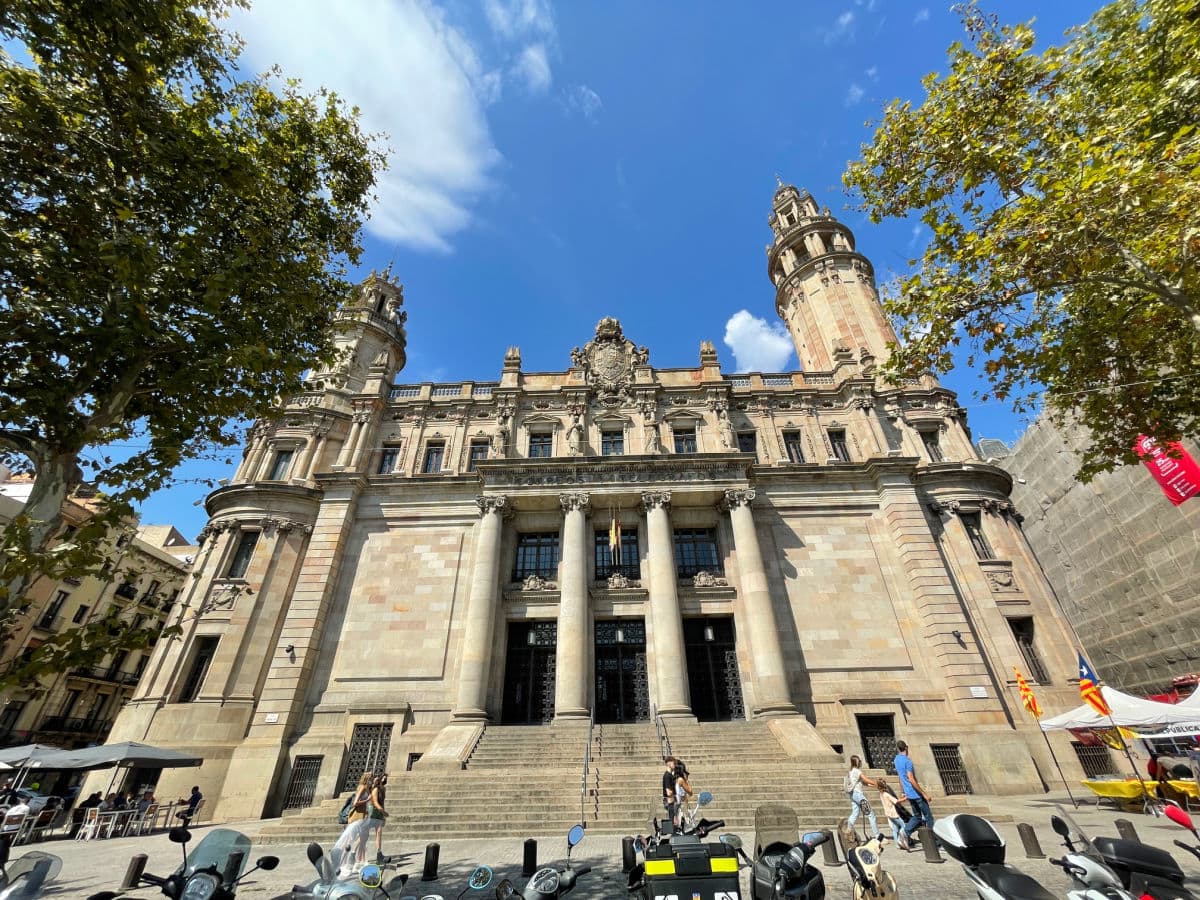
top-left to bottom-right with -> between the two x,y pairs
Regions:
256,720 -> 1005,844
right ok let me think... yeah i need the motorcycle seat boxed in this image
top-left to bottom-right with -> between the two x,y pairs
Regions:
973,863 -> 1058,900
1092,836 -> 1185,883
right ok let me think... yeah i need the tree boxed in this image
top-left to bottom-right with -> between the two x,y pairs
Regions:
844,0 -> 1200,479
0,0 -> 384,684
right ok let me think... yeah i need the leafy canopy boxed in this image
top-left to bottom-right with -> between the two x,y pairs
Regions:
0,0 -> 384,684
844,0 -> 1200,479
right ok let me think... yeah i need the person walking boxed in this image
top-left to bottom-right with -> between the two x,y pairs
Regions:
673,759 -> 694,829
357,774 -> 389,867
876,778 -> 909,851
332,772 -> 373,872
368,774 -> 390,863
894,741 -> 934,845
845,755 -> 882,840
661,757 -> 679,831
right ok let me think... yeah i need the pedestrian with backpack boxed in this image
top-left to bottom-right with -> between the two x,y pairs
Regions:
844,755 -> 882,841
332,772 -> 373,872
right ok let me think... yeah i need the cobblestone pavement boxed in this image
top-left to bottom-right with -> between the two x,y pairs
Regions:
23,793 -> 1200,899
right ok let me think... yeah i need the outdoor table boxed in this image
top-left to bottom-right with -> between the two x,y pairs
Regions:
95,809 -> 135,839
1081,778 -> 1161,812
1167,780 -> 1199,809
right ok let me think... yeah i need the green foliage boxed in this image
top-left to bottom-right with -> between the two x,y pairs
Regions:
844,0 -> 1200,479
0,0 -> 384,679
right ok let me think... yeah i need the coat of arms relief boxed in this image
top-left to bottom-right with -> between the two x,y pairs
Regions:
570,318 -> 650,407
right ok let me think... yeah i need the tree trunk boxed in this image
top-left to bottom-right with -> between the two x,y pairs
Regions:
1,451 -> 81,616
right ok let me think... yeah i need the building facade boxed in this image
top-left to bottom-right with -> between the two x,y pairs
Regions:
0,473 -> 189,753
108,186 -> 1090,820
992,419 -> 1200,695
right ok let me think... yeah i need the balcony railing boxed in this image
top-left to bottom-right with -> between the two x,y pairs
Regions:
70,665 -> 141,686
114,583 -> 138,600
33,615 -> 61,631
37,716 -> 112,735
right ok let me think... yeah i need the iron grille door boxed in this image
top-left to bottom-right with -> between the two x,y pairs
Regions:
930,743 -> 973,795
682,617 -> 744,722
856,714 -> 899,774
1071,741 -> 1117,778
594,620 -> 650,723
338,723 -> 394,793
282,755 -> 323,810
502,621 -> 557,724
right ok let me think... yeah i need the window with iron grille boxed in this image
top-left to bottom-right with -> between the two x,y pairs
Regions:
737,432 -> 757,455
1071,741 -> 1117,778
783,431 -> 806,463
226,531 -> 259,579
467,440 -> 489,471
141,580 -> 161,604
38,590 -> 68,629
377,445 -> 400,474
601,430 -> 624,456
422,442 -> 445,473
673,428 -> 697,454
594,530 -> 640,580
1008,617 -> 1051,684
961,512 -> 995,560
920,429 -> 944,462
930,743 -> 973,794
674,528 -> 721,578
282,755 -> 324,810
266,448 -> 294,481
828,429 -> 851,462
72,605 -> 89,624
528,432 -> 553,458
178,636 -> 219,702
514,533 -> 559,581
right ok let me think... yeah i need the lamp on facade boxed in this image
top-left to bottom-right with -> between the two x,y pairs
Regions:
703,625 -> 715,643
615,627 -> 625,644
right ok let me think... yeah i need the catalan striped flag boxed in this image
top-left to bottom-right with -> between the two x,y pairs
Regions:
609,509 -> 622,566
1078,653 -> 1112,717
1013,666 -> 1043,719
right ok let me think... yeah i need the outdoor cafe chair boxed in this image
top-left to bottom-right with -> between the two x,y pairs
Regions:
74,808 -> 101,841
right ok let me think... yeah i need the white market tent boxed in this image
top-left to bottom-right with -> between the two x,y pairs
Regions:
1040,685 -> 1200,733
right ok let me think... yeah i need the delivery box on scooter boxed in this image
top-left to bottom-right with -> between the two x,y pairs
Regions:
640,838 -> 740,900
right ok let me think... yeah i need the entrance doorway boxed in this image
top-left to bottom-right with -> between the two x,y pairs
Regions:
683,617 -> 745,721
594,619 -> 649,723
502,620 -> 557,724
338,723 -> 393,792
856,714 -> 898,774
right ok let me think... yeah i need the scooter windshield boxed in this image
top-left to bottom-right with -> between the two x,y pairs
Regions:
176,828 -> 253,880
1055,807 -> 1098,853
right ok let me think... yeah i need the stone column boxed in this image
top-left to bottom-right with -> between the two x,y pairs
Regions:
724,489 -> 798,716
452,495 -> 508,720
555,491 -> 591,721
349,412 -> 375,470
295,433 -> 319,482
304,431 -> 328,479
642,491 -> 691,717
333,419 -> 360,469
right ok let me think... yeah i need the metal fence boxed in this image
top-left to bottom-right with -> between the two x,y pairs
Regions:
930,743 -> 973,795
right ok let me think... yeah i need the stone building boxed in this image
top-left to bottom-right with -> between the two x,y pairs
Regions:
990,418 -> 1200,695
0,471 -> 189,754
107,186 -> 1089,823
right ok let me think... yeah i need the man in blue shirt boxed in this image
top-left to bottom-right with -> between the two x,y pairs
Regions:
894,740 -> 934,844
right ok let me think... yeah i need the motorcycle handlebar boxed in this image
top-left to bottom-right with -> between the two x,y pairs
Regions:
574,865 -> 591,877
1174,840 -> 1200,860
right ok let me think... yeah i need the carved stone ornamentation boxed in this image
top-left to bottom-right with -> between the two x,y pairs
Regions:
521,574 -> 555,592
476,495 -> 509,516
559,491 -> 591,514
723,489 -> 756,510
985,569 -> 1021,593
926,499 -> 962,516
606,573 -> 639,589
692,571 -> 728,588
641,490 -> 672,511
573,318 -> 645,404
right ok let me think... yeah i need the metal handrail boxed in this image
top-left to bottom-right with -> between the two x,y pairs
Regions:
580,705 -> 595,826
652,704 -> 672,759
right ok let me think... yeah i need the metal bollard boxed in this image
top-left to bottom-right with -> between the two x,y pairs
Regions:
120,854 -> 148,890
523,838 -> 538,877
1017,823 -> 1045,858
621,836 -> 636,873
917,826 -> 944,863
421,843 -> 440,881
223,850 -> 245,887
1115,819 -> 1140,843
820,829 -> 844,866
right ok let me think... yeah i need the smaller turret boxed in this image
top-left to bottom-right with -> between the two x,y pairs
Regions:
305,268 -> 407,395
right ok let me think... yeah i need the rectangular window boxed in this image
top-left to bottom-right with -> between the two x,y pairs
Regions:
72,605 -> 90,624
528,433 -> 553,458
226,531 -> 259,579
266,448 -> 294,481
828,429 -> 851,462
601,430 -> 624,456
673,528 -> 721,578
178,636 -> 219,703
467,440 -> 490,471
920,429 -> 944,463
1009,617 -> 1050,684
737,432 -> 758,455
783,431 -> 806,463
513,533 -> 560,581
38,590 -> 69,628
377,445 -> 400,474
673,428 -> 697,454
594,529 -> 640,580
141,579 -> 161,603
961,512 -> 994,560
422,442 -> 445,473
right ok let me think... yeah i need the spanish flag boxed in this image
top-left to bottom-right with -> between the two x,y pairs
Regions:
1078,653 -> 1112,717
609,510 -> 622,566
1013,666 -> 1043,719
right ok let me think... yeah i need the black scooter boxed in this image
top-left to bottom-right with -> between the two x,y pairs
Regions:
0,835 -> 61,900
717,831 -> 828,900
1051,808 -> 1195,900
494,825 -> 592,900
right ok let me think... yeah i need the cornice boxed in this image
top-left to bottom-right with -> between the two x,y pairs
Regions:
914,461 -> 1014,497
204,481 -> 321,517
474,453 -> 753,490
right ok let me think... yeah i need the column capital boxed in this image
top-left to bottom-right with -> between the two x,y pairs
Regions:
476,494 -> 509,516
722,488 -> 757,510
559,491 -> 591,514
640,490 -> 672,511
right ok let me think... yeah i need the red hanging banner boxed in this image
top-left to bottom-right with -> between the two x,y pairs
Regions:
1134,435 -> 1200,506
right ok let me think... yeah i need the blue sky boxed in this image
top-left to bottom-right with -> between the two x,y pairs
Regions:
136,0 -> 1106,539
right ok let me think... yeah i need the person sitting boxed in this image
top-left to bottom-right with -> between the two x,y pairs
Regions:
184,785 -> 203,818
136,791 -> 156,814
1,798 -> 31,834
79,792 -> 103,810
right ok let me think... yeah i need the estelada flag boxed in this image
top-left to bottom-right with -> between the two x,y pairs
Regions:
1013,666 -> 1043,719
1078,653 -> 1112,717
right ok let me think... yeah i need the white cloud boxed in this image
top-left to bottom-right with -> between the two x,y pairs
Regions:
515,43 -> 552,93
913,7 -> 930,23
865,65 -> 878,80
483,0 -> 554,40
824,10 -> 856,44
723,311 -> 795,373
567,84 -> 603,121
230,0 -> 501,253
845,83 -> 865,106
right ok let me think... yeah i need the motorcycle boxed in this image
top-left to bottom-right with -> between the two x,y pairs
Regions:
86,822 -> 280,900
1050,807 -> 1195,900
935,813 -> 1059,900
1044,812 -> 1139,900
846,834 -> 897,900
269,842 -> 410,899
717,830 -> 827,900
493,824 -> 592,900
0,835 -> 61,900
636,792 -> 721,853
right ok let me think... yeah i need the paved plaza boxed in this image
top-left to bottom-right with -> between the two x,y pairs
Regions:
24,793 -> 1200,899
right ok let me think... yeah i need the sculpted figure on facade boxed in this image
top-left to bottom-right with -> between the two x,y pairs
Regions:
566,417 -> 585,457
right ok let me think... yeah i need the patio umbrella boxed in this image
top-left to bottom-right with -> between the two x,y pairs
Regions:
30,741 -> 202,771
0,744 -> 71,789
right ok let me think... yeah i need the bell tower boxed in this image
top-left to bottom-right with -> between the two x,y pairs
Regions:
767,182 -> 898,371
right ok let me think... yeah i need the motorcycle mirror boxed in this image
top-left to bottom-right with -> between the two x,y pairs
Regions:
86,894 -> 120,900
494,878 -> 516,899
567,824 -> 586,849
306,842 -> 324,865
167,826 -> 191,844
257,856 -> 280,871
467,865 -> 494,890
360,864 -> 384,889
1050,815 -> 1070,838
1165,804 -> 1196,832
718,834 -> 743,850
697,791 -> 713,807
